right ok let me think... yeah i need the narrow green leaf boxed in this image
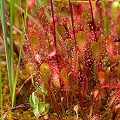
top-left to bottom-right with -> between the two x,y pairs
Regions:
12,0 -> 28,107
10,0 -> 15,88
0,0 -> 13,100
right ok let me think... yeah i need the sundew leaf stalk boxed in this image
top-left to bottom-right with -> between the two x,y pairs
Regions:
83,85 -> 120,119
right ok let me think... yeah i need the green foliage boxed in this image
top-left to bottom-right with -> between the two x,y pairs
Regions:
1,0 -> 120,119
29,92 -> 50,118
29,92 -> 39,108
44,103 -> 50,115
12,0 -> 28,107
37,87 -> 47,96
0,0 -> 13,102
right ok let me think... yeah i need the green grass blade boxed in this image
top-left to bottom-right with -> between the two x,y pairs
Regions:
10,0 -> 15,106
10,0 -> 15,88
0,55 -> 3,120
6,0 -> 44,31
12,0 -> 28,107
10,0 -> 15,104
0,0 -> 13,100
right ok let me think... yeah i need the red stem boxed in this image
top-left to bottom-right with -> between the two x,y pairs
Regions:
50,0 -> 64,98
86,60 -> 93,92
96,1 -> 103,27
83,86 -> 120,119
50,0 -> 57,49
68,0 -> 76,47
81,70 -> 86,111
82,62 -> 90,110
78,62 -> 82,109
46,86 -> 63,119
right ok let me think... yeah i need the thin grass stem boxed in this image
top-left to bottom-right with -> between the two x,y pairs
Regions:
10,0 -> 15,106
5,0 -> 44,32
0,0 -> 13,100
12,0 -> 28,107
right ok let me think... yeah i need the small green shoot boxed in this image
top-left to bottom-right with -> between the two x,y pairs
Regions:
29,92 -> 50,118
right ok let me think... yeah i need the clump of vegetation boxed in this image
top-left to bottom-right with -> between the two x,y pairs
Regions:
0,0 -> 120,119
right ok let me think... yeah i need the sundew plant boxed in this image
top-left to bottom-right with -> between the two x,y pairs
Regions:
1,0 -> 120,119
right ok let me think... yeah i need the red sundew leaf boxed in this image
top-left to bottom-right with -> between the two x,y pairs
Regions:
73,4 -> 83,25
105,37 -> 114,61
16,89 -> 22,96
91,41 -> 101,61
34,53 -> 41,64
38,8 -> 48,30
76,31 -> 86,60
29,27 -> 39,51
64,39 -> 73,53
56,23 -> 66,39
47,50 -> 56,58
38,8 -> 44,19
115,103 -> 120,112
6,85 -> 10,91
116,24 -> 120,36
98,71 -> 106,84
50,17 -> 57,34
52,72 -> 60,90
92,1 -> 97,18
61,68 -> 68,87
40,63 -> 50,86
28,0 -> 36,11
